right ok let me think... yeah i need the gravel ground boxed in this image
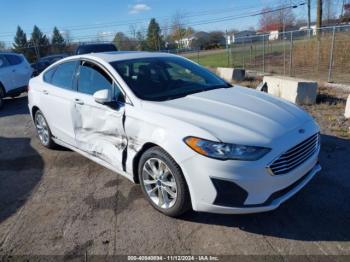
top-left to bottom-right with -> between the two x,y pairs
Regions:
0,91 -> 349,260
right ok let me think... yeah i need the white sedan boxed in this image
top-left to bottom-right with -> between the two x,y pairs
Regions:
28,52 -> 321,217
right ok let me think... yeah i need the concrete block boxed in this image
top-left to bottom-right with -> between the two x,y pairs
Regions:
217,67 -> 245,82
263,76 -> 318,105
345,95 -> 350,119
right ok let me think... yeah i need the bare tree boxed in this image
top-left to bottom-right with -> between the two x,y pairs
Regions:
258,3 -> 296,32
171,11 -> 187,47
63,30 -> 72,43
161,19 -> 169,41
323,0 -> 337,24
129,24 -> 137,39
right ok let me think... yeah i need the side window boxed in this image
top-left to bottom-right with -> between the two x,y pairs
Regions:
77,61 -> 113,95
51,61 -> 78,90
43,67 -> 57,83
0,55 -> 9,68
5,54 -> 22,65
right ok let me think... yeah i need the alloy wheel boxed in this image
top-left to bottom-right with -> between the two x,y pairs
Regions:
142,158 -> 178,209
35,113 -> 50,146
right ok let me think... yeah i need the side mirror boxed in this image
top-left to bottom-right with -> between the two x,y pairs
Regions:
93,89 -> 112,104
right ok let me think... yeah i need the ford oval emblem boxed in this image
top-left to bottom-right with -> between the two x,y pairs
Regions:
299,129 -> 305,134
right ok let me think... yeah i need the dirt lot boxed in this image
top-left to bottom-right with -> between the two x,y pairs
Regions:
0,90 -> 350,260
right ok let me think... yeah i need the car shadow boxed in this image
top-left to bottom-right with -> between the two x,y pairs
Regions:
181,134 -> 350,242
0,95 -> 29,117
0,137 -> 44,223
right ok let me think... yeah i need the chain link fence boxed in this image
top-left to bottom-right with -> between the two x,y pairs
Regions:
2,25 -> 350,84
182,24 -> 350,84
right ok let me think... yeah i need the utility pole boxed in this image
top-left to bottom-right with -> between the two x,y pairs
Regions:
316,0 -> 323,37
317,0 -> 323,30
307,0 -> 311,29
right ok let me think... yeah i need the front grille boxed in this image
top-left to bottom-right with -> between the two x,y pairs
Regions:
268,133 -> 320,175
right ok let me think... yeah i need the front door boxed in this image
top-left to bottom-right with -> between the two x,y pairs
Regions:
72,60 -> 127,170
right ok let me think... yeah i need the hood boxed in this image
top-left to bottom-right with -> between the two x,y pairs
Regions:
142,86 -> 313,146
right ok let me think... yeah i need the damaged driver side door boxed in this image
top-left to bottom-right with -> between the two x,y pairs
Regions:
72,60 -> 127,171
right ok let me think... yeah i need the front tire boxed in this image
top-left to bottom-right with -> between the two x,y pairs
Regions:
138,146 -> 191,217
34,110 -> 55,148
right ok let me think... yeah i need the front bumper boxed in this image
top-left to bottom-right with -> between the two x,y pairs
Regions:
196,162 -> 321,214
180,126 -> 321,214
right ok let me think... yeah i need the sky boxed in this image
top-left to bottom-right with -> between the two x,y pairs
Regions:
0,0 -> 320,46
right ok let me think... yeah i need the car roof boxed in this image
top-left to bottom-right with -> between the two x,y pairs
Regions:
76,51 -> 177,63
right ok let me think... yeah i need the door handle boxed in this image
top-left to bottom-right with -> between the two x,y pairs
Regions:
12,69 -> 16,73
43,90 -> 49,95
74,98 -> 84,105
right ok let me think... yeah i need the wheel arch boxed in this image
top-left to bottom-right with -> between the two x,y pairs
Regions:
31,106 -> 40,121
0,82 -> 5,96
132,142 -> 159,184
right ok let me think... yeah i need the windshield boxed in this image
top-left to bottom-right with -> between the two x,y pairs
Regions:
110,56 -> 229,101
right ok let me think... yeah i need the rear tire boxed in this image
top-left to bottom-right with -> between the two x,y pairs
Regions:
0,85 -> 4,109
34,110 -> 55,149
138,146 -> 191,217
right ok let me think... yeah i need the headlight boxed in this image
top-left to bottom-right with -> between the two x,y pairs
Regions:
184,137 -> 270,161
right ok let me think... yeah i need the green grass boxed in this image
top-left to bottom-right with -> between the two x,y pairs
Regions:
181,40 -> 290,68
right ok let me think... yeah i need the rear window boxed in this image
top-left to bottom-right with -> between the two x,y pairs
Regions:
5,54 -> 23,65
43,67 -> 57,83
50,61 -> 78,90
0,55 -> 10,68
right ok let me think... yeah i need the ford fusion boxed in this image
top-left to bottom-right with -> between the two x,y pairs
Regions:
28,52 -> 321,217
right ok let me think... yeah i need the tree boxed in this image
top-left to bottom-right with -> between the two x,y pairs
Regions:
146,18 -> 163,51
323,0 -> 337,25
51,27 -> 66,53
13,26 -> 28,54
207,31 -> 225,49
258,4 -> 295,32
51,27 -> 65,46
113,32 -> 136,51
340,3 -> 350,23
136,30 -> 147,51
171,11 -> 186,46
30,25 -> 50,58
191,33 -> 210,50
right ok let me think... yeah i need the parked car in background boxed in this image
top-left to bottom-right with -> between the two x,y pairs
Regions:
28,52 -> 321,217
75,43 -> 117,55
0,53 -> 32,108
31,54 -> 68,76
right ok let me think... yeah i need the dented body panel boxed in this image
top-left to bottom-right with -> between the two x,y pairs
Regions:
72,92 -> 127,168
28,52 -> 321,214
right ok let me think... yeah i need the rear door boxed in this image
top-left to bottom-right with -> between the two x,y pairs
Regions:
40,61 -> 79,146
72,60 -> 127,170
4,54 -> 31,88
0,55 -> 13,92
